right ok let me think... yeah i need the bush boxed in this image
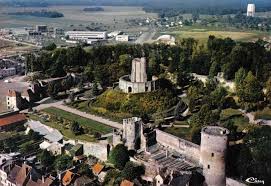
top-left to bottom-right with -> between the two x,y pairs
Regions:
121,161 -> 145,181
54,155 -> 73,171
108,144 -> 130,170
103,169 -> 121,185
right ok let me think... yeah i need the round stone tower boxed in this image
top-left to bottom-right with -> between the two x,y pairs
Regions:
200,126 -> 229,186
119,57 -> 156,93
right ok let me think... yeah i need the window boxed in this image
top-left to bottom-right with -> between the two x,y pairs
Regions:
208,165 -> 210,169
211,153 -> 214,157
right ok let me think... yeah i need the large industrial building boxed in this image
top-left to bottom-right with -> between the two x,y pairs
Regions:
247,4 -> 256,17
65,31 -> 107,41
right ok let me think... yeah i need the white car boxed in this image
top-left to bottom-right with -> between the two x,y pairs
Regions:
4,79 -> 11,83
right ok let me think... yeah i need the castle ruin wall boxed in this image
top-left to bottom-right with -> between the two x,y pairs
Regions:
155,129 -> 200,164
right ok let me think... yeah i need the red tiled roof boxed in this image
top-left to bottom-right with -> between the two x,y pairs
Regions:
26,177 -> 54,186
0,113 -> 27,127
7,90 -> 21,97
8,165 -> 21,183
15,164 -> 32,185
62,170 -> 75,186
92,163 -> 104,175
21,89 -> 30,97
120,180 -> 134,186
40,177 -> 54,186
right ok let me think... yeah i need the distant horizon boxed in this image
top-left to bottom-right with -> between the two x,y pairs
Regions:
0,0 -> 270,9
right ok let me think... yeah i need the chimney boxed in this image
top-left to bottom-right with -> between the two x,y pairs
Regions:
29,171 -> 32,180
58,172 -> 62,181
8,163 -> 12,172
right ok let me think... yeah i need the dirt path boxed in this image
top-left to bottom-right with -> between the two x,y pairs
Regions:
239,109 -> 271,127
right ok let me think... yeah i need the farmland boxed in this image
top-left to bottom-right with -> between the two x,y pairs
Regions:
0,6 -> 158,31
161,28 -> 269,44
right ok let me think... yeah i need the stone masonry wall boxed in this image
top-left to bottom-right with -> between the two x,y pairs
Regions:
155,129 -> 200,164
67,139 -> 108,161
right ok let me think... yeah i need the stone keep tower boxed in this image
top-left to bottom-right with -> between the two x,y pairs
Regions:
119,57 -> 156,93
131,57 -> 147,83
123,117 -> 142,150
200,126 -> 229,186
247,4 -> 256,17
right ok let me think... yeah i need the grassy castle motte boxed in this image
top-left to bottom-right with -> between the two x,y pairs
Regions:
76,89 -> 179,121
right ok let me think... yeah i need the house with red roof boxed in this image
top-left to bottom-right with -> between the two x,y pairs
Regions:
2,163 -> 55,186
0,111 -> 27,131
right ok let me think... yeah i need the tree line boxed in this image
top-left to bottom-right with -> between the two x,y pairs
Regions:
27,37 -> 271,88
143,6 -> 271,18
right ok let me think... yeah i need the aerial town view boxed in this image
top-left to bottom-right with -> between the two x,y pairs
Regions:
0,0 -> 270,185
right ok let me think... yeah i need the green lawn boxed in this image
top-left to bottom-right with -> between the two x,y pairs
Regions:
0,131 -> 18,140
220,108 -> 249,131
42,107 -> 112,134
174,120 -> 189,126
28,114 -> 99,142
28,107 -> 113,142
255,108 -> 271,120
220,108 -> 242,121
164,127 -> 191,140
162,26 -> 269,45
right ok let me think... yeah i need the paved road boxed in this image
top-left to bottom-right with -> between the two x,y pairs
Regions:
54,104 -> 122,129
135,31 -> 156,44
239,109 -> 271,127
21,99 -> 122,129
0,36 -> 40,48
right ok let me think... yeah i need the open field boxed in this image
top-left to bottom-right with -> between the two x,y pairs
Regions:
0,38 -> 36,57
0,39 -> 13,48
42,107 -> 113,134
29,106 -> 113,142
0,6 -> 157,31
255,107 -> 271,120
162,29 -> 269,44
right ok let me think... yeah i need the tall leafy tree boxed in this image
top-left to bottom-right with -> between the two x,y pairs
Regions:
237,71 -> 263,104
234,67 -> 247,87
237,126 -> 271,184
265,77 -> 271,104
38,150 -> 55,168
121,162 -> 145,181
108,144 -> 129,170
